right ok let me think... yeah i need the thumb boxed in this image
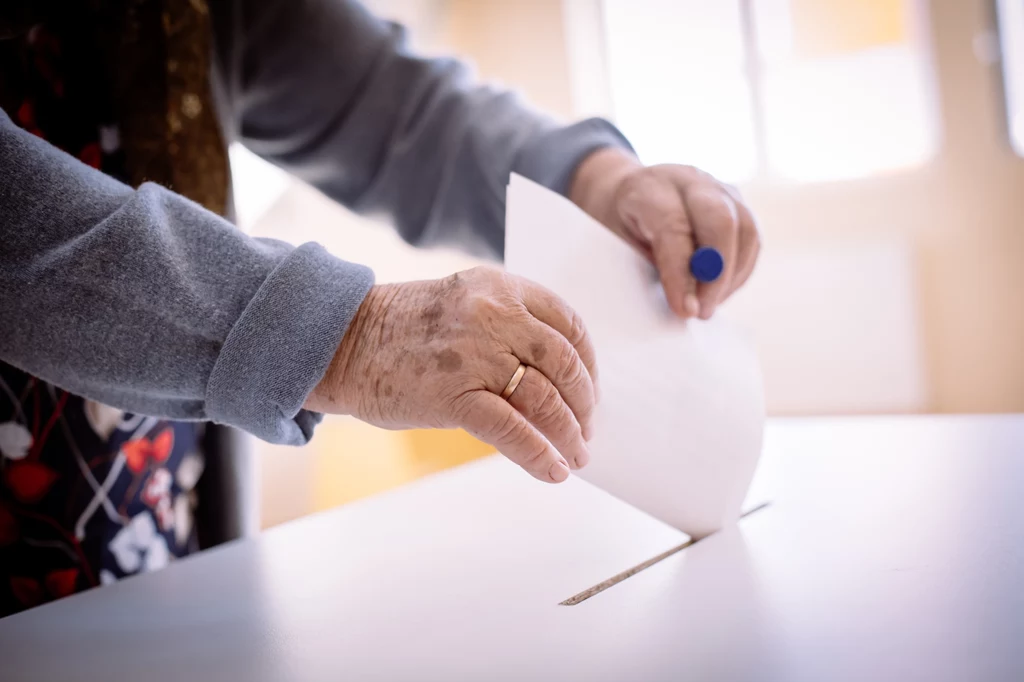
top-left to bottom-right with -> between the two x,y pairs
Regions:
619,179 -> 698,318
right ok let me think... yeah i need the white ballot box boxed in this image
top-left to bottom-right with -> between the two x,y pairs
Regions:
2,416 -> 1023,682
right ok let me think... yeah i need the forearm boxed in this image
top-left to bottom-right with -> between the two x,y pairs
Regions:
0,110 -> 373,444
223,0 -> 633,259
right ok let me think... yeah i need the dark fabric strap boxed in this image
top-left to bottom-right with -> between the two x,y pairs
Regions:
0,0 -> 229,215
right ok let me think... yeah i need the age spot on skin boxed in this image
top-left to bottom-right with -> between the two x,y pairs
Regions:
529,342 -> 547,362
383,385 -> 394,398
421,301 -> 444,340
421,301 -> 444,324
435,349 -> 463,372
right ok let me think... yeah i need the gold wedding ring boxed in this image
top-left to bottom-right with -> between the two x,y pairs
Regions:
499,363 -> 528,401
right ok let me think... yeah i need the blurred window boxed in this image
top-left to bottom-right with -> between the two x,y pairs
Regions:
602,0 -> 940,184
996,0 -> 1024,157
603,0 -> 756,182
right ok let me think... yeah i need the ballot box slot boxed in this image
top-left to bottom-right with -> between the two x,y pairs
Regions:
559,502 -> 771,606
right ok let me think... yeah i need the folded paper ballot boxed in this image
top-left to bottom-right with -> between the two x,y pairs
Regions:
504,174 -> 765,538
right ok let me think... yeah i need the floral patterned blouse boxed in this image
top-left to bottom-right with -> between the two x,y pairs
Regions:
0,18 -> 203,618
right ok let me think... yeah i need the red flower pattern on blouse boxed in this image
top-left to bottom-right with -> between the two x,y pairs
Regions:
123,430 -> 174,474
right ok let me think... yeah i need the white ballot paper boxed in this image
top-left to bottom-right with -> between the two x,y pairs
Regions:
505,174 -> 765,538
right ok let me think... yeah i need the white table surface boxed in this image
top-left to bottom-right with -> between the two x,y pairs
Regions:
2,416 -> 1023,682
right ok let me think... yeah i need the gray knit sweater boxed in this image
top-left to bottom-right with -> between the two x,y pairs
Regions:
0,0 -> 630,445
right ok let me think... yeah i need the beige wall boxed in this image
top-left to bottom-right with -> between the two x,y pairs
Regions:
440,0 -> 575,118
438,0 -> 1024,414
742,0 -> 1024,413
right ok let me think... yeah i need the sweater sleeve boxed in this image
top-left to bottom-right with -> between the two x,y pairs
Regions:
0,109 -> 373,444
217,0 -> 633,259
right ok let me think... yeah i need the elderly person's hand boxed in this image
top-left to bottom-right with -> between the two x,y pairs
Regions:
570,148 -> 761,320
307,267 -> 596,484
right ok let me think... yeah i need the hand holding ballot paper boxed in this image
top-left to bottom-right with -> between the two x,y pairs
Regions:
506,174 -> 765,538
567,147 -> 761,321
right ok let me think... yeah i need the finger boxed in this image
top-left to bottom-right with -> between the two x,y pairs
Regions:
725,199 -> 761,300
517,280 -> 600,400
506,367 -> 591,469
681,183 -> 741,320
507,318 -> 596,441
453,391 -> 571,484
619,178 -> 698,318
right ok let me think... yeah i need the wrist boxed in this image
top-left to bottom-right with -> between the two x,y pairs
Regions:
306,284 -> 394,414
568,146 -> 642,227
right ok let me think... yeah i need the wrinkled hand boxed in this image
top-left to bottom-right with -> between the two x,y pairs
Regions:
570,147 -> 761,320
307,267 -> 597,483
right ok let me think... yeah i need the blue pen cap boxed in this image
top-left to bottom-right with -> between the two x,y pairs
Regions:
690,246 -> 724,283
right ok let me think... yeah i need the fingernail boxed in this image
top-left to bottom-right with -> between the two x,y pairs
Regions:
573,445 -> 591,469
684,294 -> 700,318
549,460 -> 570,483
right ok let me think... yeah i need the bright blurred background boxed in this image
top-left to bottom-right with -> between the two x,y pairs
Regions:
229,0 -> 1024,529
